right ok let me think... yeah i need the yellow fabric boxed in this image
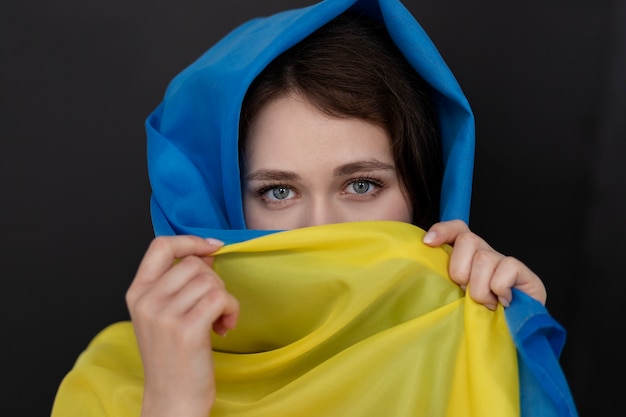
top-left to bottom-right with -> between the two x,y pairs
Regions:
51,221 -> 519,417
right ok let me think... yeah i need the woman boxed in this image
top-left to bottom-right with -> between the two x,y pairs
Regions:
51,1 -> 575,416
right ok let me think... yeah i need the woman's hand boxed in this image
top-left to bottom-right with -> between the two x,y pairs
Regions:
126,236 -> 238,417
423,220 -> 547,310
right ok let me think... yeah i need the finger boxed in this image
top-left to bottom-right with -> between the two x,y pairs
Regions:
127,237 -> 224,308
128,256 -> 225,321
185,288 -> 240,337
490,257 -> 547,306
213,304 -> 240,337
161,270 -> 228,316
135,236 -> 224,285
423,219 -> 470,246
155,256 -> 225,298
446,231 -> 491,286
466,250 -> 502,310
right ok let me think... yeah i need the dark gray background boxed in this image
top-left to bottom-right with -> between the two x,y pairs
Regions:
2,0 -> 624,415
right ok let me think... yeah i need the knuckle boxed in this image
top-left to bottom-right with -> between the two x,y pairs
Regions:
130,294 -> 154,321
499,255 -> 520,269
205,287 -> 227,304
473,249 -> 495,264
455,231 -> 479,247
125,286 -> 138,305
202,287 -> 235,312
448,264 -> 466,282
191,272 -> 221,293
490,280 -> 509,295
450,219 -> 468,229
202,271 -> 225,288
148,236 -> 172,252
178,255 -> 207,273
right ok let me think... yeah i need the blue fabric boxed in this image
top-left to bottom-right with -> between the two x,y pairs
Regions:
506,290 -> 579,417
146,0 -> 474,243
145,0 -> 577,415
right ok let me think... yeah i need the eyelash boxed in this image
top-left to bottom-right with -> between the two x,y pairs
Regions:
342,177 -> 386,197
255,182 -> 293,203
254,177 -> 387,206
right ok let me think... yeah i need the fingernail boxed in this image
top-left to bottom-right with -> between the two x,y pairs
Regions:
485,303 -> 497,311
498,297 -> 510,308
423,231 -> 436,244
206,238 -> 224,247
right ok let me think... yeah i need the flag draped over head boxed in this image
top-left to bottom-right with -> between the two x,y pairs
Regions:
51,0 -> 578,415
145,0 -> 475,243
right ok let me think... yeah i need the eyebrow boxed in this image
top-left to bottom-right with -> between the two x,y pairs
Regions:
246,170 -> 300,181
333,160 -> 395,176
246,160 -> 394,182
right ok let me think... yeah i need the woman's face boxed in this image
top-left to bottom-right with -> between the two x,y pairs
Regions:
242,93 -> 412,230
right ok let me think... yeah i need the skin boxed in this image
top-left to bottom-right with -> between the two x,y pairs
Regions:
242,93 -> 412,228
127,92 -> 547,417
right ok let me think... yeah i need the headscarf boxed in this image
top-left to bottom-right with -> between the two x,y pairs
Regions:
146,0 -> 474,243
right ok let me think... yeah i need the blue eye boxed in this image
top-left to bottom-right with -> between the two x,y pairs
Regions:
352,181 -> 371,194
272,187 -> 290,200
344,177 -> 385,197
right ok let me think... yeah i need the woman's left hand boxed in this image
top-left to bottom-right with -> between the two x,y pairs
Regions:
423,220 -> 547,310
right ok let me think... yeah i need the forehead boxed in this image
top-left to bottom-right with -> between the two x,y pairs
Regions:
244,93 -> 393,170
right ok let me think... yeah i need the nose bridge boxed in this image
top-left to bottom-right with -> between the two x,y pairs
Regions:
304,195 -> 341,227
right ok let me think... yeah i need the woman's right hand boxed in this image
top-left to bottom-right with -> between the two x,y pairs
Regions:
126,236 -> 239,417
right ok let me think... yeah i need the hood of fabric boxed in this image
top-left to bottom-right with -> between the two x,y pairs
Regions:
146,0 -> 475,243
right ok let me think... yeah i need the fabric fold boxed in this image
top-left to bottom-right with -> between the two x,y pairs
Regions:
52,222 -> 524,417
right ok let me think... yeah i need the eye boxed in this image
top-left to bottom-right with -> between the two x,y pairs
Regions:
343,178 -> 385,197
270,186 -> 291,200
351,180 -> 371,194
257,184 -> 297,202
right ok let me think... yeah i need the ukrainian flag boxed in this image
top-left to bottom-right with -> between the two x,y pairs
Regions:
51,222 -> 577,417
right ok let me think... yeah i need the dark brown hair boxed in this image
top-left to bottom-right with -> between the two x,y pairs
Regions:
239,11 -> 442,229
